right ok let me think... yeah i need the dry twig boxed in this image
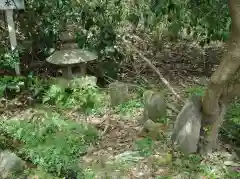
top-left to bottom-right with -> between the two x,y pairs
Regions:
122,36 -> 183,102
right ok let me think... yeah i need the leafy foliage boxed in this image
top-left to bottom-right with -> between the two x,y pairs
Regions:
0,75 -> 104,114
19,0 -> 231,46
8,0 -> 230,77
0,112 -> 99,177
0,76 -> 25,98
221,102 -> 240,145
185,86 -> 205,97
0,75 -> 49,101
0,49 -> 21,71
135,138 -> 155,157
115,98 -> 143,114
42,80 -> 104,114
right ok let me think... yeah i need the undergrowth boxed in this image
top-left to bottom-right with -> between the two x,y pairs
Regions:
115,98 -> 143,115
0,75 -> 105,114
0,77 -> 240,178
42,83 -> 104,113
0,111 -> 99,178
0,76 -> 106,178
221,102 -> 240,146
20,167 -> 61,179
135,137 -> 155,157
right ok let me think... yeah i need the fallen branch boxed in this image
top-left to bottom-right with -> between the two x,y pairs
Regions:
167,103 -> 180,113
122,37 -> 183,102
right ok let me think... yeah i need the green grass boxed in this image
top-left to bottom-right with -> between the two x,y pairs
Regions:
0,111 -> 99,178
114,98 -> 143,115
172,154 -> 226,178
221,101 -> 240,145
179,154 -> 203,173
135,137 -> 155,157
185,86 -> 205,97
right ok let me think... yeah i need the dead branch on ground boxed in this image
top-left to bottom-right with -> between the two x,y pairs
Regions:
122,36 -> 183,102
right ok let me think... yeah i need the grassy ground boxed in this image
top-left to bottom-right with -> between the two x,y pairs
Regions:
0,75 -> 239,179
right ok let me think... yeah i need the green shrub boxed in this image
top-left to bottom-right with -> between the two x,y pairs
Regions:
16,0 -> 230,80
0,75 -> 49,100
42,82 -> 104,114
22,0 -> 230,48
0,76 -> 25,98
221,102 -> 240,145
0,50 -> 20,71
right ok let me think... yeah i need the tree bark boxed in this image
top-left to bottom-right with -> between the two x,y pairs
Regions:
200,0 -> 240,153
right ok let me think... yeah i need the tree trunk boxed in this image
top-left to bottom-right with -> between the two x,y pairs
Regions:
200,0 -> 240,154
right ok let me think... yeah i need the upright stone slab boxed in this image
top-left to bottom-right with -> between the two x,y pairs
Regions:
0,150 -> 25,178
143,90 -> 167,123
172,95 -> 202,154
109,82 -> 129,106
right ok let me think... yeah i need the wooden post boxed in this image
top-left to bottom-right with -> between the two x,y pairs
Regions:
5,9 -> 20,75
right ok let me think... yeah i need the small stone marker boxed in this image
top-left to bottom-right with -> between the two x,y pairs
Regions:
46,49 -> 97,79
143,90 -> 167,123
109,82 -> 129,106
172,95 -> 202,154
0,150 -> 25,178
